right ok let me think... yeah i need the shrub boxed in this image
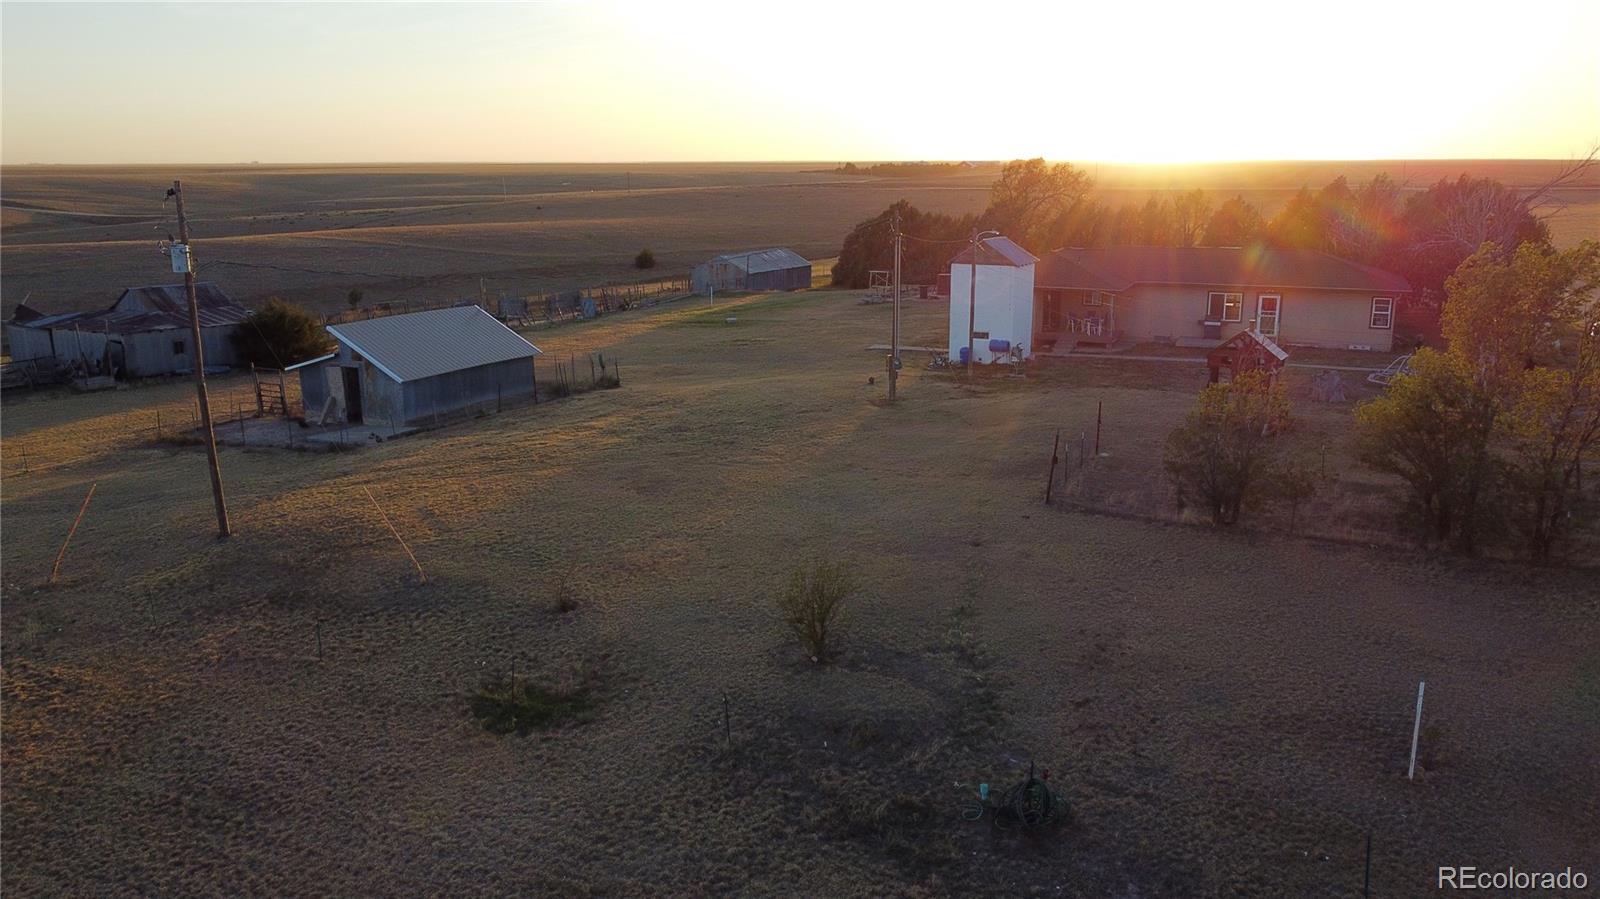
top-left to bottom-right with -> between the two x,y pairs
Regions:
231,298 -> 331,368
595,371 -> 621,390
1353,349 -> 1500,551
469,673 -> 594,735
1162,371 -> 1290,525
551,577 -> 580,614
634,248 -> 656,269
346,288 -> 364,310
778,560 -> 854,662
1269,454 -> 1322,534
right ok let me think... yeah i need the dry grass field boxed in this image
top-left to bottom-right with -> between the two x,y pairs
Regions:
3,160 -> 1596,318
3,290 -> 1596,897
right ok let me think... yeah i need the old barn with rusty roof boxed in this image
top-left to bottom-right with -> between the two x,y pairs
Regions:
5,283 -> 251,379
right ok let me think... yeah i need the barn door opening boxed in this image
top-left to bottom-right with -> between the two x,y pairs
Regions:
341,367 -> 364,423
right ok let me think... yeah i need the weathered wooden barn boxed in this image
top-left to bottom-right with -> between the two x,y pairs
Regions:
4,283 -> 249,379
691,247 -> 812,295
290,306 -> 542,427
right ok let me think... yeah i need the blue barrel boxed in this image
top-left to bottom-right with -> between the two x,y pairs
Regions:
988,338 -> 1010,354
958,346 -> 971,365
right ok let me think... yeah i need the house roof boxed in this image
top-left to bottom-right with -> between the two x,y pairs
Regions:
949,236 -> 1038,268
7,283 -> 250,332
325,305 -> 542,383
1212,328 -> 1290,362
707,247 -> 811,274
1035,246 -> 1410,293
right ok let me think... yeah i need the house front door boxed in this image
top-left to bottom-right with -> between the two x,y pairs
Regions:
1257,294 -> 1281,338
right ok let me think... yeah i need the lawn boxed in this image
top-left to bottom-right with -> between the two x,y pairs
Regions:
2,289 -> 1596,897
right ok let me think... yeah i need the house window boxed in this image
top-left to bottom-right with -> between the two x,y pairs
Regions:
1083,290 -> 1104,307
1043,291 -> 1062,330
1207,291 -> 1243,322
1370,297 -> 1394,329
172,340 -> 185,355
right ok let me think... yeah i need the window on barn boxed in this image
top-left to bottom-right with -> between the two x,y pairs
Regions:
1083,290 -> 1104,306
1043,291 -> 1061,330
172,340 -> 185,355
1207,292 -> 1243,322
1370,297 -> 1394,329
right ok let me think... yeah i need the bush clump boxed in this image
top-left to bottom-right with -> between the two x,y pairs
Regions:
231,297 -> 331,368
469,673 -> 595,735
1163,371 -> 1290,525
634,248 -> 656,269
779,560 -> 854,662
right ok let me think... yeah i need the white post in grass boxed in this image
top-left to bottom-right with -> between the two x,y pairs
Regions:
1408,680 -> 1426,780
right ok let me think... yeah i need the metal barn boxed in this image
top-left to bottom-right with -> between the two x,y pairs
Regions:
691,247 -> 812,295
4,283 -> 249,379
291,305 -> 542,427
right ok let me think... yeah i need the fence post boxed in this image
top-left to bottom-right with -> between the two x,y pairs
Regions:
1045,429 -> 1060,504
1408,681 -> 1426,780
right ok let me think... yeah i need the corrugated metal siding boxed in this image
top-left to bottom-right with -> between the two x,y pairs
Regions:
4,325 -> 55,365
401,358 -> 535,425
299,367 -> 329,417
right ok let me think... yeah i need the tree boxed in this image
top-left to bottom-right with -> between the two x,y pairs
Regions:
1169,189 -> 1211,248
1396,174 -> 1554,303
1265,187 -> 1328,250
231,298 -> 331,368
1202,195 -> 1265,247
1136,195 -> 1173,246
832,200 -> 974,288
346,288 -> 364,310
635,248 -> 657,269
1500,339 -> 1600,561
1442,241 -> 1600,383
1163,371 -> 1291,525
983,158 -> 1092,252
1440,239 -> 1600,559
1353,349 -> 1500,551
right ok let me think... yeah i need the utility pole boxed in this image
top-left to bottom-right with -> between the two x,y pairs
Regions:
889,208 -> 902,400
170,180 -> 232,538
966,227 -> 979,382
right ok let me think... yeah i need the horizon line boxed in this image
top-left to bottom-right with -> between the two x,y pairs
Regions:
1,156 -> 1591,169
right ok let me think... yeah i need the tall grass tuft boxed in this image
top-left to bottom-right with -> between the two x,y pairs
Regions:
779,560 -> 854,662
469,673 -> 595,735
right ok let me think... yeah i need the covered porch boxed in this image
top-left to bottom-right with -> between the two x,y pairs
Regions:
1033,288 -> 1124,354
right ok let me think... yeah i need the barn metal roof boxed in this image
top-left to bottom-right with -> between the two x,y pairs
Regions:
6,283 -> 250,332
325,306 -> 542,383
706,247 -> 811,274
1036,246 -> 1411,293
949,236 -> 1038,268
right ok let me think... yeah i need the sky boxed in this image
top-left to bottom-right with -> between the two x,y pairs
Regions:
2,0 -> 1597,165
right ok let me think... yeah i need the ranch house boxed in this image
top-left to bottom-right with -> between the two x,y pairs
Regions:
1031,246 -> 1411,353
290,305 -> 542,427
948,244 -> 1411,361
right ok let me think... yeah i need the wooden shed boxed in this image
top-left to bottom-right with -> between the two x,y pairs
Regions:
1207,329 -> 1288,384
